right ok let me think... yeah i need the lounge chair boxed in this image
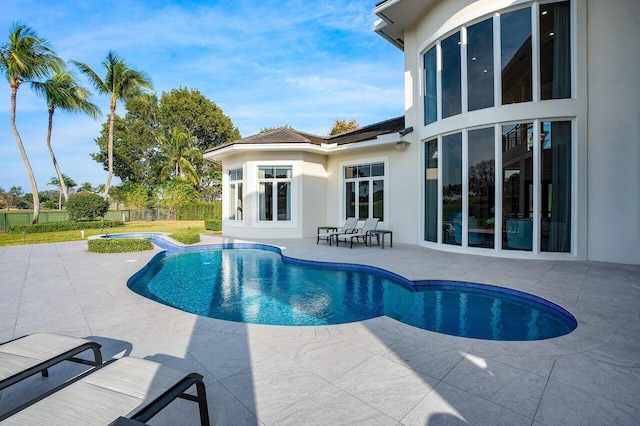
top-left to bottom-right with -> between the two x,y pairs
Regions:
317,217 -> 358,245
335,218 -> 380,248
0,333 -> 103,392
0,356 -> 210,426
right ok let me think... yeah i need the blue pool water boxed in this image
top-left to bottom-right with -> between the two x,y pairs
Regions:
127,244 -> 577,341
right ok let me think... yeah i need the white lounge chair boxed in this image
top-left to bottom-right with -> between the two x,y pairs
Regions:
0,357 -> 210,426
317,217 -> 358,245
0,333 -> 102,392
335,218 -> 380,248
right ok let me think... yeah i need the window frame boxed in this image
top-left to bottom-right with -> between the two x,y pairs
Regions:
339,157 -> 389,225
227,167 -> 244,222
420,1 -> 573,125
256,165 -> 293,223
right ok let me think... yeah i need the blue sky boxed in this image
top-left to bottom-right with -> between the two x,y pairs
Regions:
0,0 -> 403,193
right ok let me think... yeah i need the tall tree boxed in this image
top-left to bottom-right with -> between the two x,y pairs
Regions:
157,127 -> 202,185
72,51 -> 152,200
32,68 -> 100,202
48,174 -> 77,209
329,118 -> 360,136
0,22 -> 63,223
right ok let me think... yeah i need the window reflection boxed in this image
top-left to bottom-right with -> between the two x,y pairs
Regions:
442,133 -> 462,245
441,32 -> 462,118
540,1 -> 571,99
468,128 -> 495,248
501,8 -> 532,104
424,47 -> 437,124
502,123 -> 533,250
467,18 -> 494,111
425,140 -> 438,242
541,121 -> 571,252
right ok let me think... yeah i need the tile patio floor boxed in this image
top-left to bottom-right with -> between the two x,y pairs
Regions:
0,234 -> 639,425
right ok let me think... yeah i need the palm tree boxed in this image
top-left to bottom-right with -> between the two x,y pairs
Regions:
78,182 -> 94,193
32,68 -> 100,203
157,127 -> 202,185
0,22 -> 63,223
48,174 -> 77,209
72,51 -> 152,200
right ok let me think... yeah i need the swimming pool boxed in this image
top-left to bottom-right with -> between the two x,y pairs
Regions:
127,243 -> 577,341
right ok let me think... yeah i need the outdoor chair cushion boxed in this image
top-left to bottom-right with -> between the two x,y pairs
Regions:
1,357 -> 209,426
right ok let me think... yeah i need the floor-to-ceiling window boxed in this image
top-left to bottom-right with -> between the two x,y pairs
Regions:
468,127 -> 495,248
442,133 -> 462,245
421,1 -> 573,257
502,123 -> 534,250
540,121 -> 571,252
424,140 -> 438,242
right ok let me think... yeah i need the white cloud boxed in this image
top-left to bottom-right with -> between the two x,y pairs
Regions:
0,0 -> 404,190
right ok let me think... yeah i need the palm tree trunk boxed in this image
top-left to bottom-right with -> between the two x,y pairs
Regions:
10,84 -> 40,224
46,107 -> 69,202
104,99 -> 116,200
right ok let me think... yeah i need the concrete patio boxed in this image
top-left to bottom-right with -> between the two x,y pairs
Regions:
0,235 -> 638,425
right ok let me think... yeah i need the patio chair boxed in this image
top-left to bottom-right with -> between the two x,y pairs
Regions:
0,333 -> 103,392
317,217 -> 358,245
0,356 -> 210,426
335,218 -> 380,248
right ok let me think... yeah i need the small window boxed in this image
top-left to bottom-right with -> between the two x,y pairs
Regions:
228,168 -> 243,221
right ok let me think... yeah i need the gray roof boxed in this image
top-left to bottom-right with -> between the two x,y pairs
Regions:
207,116 -> 406,153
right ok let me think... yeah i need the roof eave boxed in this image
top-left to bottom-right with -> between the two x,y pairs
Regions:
203,133 -> 411,161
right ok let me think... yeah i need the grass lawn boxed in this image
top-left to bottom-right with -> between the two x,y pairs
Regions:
0,221 -> 212,247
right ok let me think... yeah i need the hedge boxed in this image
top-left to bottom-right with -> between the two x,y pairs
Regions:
88,238 -> 153,253
169,231 -> 201,245
204,219 -> 221,231
176,202 -> 221,220
9,220 -> 125,234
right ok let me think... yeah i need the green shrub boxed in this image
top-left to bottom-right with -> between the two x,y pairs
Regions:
67,192 -> 110,221
8,220 -> 124,234
88,238 -> 153,253
169,231 -> 200,245
177,202 -> 221,220
204,219 -> 221,231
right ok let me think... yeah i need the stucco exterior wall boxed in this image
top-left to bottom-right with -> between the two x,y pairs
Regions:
221,151 -> 328,239
586,0 -> 640,264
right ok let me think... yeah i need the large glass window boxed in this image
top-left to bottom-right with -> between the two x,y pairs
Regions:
228,168 -> 243,221
442,133 -> 462,245
467,18 -> 494,111
424,140 -> 438,242
540,1 -> 571,99
502,123 -> 534,250
424,47 -> 437,125
501,8 -> 532,104
258,166 -> 291,222
344,162 -> 384,221
541,121 -> 571,252
468,128 -> 495,248
441,32 -> 462,118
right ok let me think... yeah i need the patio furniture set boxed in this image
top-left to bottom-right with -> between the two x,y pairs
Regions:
317,217 -> 392,249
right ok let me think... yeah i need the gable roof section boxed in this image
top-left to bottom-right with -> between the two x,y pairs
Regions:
205,116 -> 408,158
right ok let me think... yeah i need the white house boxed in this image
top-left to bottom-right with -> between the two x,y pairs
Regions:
205,0 -> 639,265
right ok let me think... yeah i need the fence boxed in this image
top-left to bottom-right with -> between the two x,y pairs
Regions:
0,204 -> 220,233
0,210 -> 131,233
